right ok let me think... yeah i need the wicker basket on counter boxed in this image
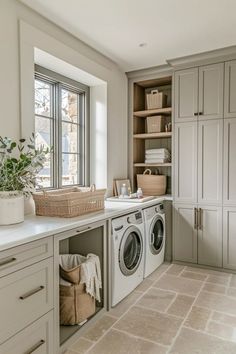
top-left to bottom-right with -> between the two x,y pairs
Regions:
137,169 -> 167,196
33,185 -> 106,217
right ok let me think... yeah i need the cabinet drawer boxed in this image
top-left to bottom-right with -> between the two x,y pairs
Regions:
0,311 -> 53,354
0,237 -> 53,278
0,258 -> 53,344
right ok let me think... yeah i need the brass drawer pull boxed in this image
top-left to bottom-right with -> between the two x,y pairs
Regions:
0,257 -> 16,267
19,285 -> 44,300
76,226 -> 91,234
198,208 -> 202,230
194,207 -> 198,229
26,339 -> 45,354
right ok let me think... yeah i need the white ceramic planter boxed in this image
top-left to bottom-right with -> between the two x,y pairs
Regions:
0,191 -> 24,225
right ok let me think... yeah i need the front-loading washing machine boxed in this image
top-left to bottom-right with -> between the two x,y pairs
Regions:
111,211 -> 145,306
143,203 -> 165,278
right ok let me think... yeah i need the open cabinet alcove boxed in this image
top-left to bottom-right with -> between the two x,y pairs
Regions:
53,220 -> 107,353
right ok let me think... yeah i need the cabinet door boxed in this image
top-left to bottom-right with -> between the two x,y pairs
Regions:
0,311 -> 53,354
224,60 -> 236,118
198,119 -> 223,205
174,68 -> 198,122
223,207 -> 236,270
174,122 -> 198,203
198,63 -> 224,120
224,119 -> 236,205
173,204 -> 197,263
198,206 -> 222,267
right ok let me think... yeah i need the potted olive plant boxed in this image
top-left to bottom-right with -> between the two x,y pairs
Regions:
0,134 -> 49,225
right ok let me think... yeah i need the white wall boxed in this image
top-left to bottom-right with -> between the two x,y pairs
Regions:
0,0 -> 128,195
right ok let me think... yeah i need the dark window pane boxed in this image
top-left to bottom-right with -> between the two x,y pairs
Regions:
61,89 -> 78,122
35,116 -> 53,188
62,153 -> 78,185
62,122 -> 78,153
35,79 -> 52,117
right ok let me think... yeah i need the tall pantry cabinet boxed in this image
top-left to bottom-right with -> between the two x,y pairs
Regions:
173,60 -> 236,269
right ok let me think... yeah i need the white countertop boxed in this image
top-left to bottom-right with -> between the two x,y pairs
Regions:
0,195 -> 172,252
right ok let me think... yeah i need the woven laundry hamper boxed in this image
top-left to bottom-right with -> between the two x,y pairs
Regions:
60,282 -> 95,325
137,169 -> 167,196
59,255 -> 96,325
146,90 -> 167,110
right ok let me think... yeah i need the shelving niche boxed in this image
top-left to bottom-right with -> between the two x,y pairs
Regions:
132,76 -> 172,194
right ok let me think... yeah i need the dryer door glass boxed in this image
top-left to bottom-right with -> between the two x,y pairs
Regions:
150,216 -> 164,255
119,227 -> 143,276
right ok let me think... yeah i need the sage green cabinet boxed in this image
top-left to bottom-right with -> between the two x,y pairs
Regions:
223,207 -> 236,270
224,60 -> 236,118
174,63 -> 224,123
173,204 -> 197,264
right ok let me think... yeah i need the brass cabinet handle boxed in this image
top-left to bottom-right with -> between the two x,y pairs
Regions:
198,208 -> 202,230
194,208 -> 198,229
26,339 -> 45,354
0,257 -> 16,267
199,112 -> 203,115
19,285 -> 44,300
194,112 -> 198,116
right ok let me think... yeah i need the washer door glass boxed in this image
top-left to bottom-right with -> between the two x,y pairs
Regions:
119,226 -> 143,276
150,216 -> 164,255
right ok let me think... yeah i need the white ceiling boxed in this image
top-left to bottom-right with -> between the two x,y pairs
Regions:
20,0 -> 236,72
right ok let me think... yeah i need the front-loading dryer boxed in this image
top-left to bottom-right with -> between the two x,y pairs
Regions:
143,203 -> 165,278
111,211 -> 145,306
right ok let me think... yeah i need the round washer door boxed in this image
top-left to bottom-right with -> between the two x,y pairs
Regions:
119,226 -> 143,276
149,215 -> 165,255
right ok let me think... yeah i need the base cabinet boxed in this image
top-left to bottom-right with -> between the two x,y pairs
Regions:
223,207 -> 236,270
0,311 -> 53,354
173,204 -> 222,267
173,204 -> 197,263
198,206 -> 222,267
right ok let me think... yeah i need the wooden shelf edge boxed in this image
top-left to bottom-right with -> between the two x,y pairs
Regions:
134,163 -> 172,167
133,107 -> 172,117
133,132 -> 172,139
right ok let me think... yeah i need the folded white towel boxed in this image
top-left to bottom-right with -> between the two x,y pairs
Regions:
146,148 -> 170,155
145,153 -> 170,158
145,158 -> 170,164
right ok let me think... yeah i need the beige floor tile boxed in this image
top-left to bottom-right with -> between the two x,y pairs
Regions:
230,275 -> 236,287
65,351 -> 78,354
180,271 -> 207,281
207,274 -> 230,286
69,338 -> 94,353
203,282 -> 226,294
167,294 -> 195,318
166,264 -> 185,276
109,291 -> 141,318
184,306 -> 211,331
154,274 -> 202,296
207,321 -> 236,342
185,266 -> 230,277
227,287 -> 236,298
170,327 -> 236,354
137,287 -> 176,312
83,315 -> 117,342
88,329 -> 168,354
195,291 -> 236,315
135,278 -> 155,292
114,305 -> 182,346
212,311 -> 236,327
147,263 -> 170,280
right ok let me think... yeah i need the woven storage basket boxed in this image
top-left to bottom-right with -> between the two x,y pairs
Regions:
137,169 -> 167,196
146,90 -> 167,110
146,115 -> 170,133
33,185 -> 106,217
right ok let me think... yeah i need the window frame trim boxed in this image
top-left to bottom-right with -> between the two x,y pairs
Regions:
34,64 -> 90,189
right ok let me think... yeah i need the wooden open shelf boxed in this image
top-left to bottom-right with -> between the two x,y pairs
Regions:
134,163 -> 172,167
133,107 -> 172,117
133,132 -> 172,139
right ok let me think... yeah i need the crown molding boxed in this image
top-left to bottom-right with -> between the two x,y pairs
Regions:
126,63 -> 172,81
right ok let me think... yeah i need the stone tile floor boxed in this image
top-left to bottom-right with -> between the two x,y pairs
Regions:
66,263 -> 236,354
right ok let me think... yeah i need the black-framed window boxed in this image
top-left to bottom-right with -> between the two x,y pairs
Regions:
34,65 -> 89,189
